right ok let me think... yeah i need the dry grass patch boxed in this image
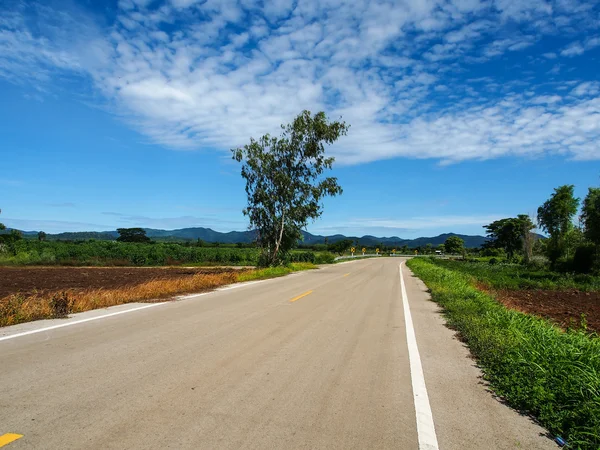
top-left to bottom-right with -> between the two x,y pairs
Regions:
0,271 -> 241,327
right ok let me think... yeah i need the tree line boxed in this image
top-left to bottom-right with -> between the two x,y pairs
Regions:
482,184 -> 600,273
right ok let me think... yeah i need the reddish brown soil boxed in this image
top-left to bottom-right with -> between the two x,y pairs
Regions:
0,267 -> 244,298
492,289 -> 600,334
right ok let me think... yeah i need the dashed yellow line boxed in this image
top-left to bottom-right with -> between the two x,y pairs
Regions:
343,273 -> 350,277
290,290 -> 313,302
0,434 -> 23,448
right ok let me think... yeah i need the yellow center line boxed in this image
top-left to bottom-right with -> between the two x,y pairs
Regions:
343,273 -> 350,277
290,290 -> 313,302
0,434 -> 23,448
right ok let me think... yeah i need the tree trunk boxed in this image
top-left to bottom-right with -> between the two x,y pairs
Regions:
272,210 -> 286,264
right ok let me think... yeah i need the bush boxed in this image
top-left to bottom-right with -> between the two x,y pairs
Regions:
315,252 -> 335,264
290,251 -> 316,263
489,258 -> 498,265
573,244 -> 597,274
524,255 -> 548,270
49,292 -> 73,318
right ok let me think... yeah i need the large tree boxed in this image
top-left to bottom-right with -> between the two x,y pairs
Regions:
328,239 -> 353,256
444,236 -> 464,254
517,214 -> 536,263
116,228 -> 151,243
484,215 -> 534,261
232,110 -> 348,266
537,185 -> 579,264
582,187 -> 600,246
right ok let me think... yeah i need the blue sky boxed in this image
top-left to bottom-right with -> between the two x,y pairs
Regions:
1,0 -> 599,238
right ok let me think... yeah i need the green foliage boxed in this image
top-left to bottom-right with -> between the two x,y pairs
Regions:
0,240 -> 261,266
116,228 -> 151,243
483,215 -> 534,260
327,239 -> 353,255
444,236 -> 464,254
314,252 -> 336,264
537,185 -> 580,265
573,244 -> 597,274
582,187 -> 600,246
428,258 -> 600,291
290,251 -> 316,263
407,258 -> 600,449
37,231 -> 47,241
232,110 -> 348,266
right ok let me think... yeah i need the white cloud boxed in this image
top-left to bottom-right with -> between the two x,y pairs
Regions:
560,41 -> 585,56
1,0 -> 600,166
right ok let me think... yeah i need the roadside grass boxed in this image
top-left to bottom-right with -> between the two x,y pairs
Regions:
236,262 -> 317,282
430,258 -> 600,291
407,258 -> 600,450
0,263 -> 317,327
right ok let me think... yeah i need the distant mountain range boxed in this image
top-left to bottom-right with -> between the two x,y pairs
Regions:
14,227 -> 490,248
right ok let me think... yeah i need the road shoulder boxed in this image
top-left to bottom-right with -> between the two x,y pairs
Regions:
402,263 -> 557,450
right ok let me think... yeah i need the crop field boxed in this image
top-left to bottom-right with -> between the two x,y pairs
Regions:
0,240 -> 335,266
0,263 -> 315,327
429,258 -> 600,334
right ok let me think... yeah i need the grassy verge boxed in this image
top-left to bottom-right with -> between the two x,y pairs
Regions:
430,259 -> 600,291
407,257 -> 600,450
236,262 -> 317,282
0,263 -> 317,327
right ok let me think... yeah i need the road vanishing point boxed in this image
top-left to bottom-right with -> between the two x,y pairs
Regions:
1,258 -> 557,449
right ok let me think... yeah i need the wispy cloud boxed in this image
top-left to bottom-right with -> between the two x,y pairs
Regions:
1,0 -> 599,165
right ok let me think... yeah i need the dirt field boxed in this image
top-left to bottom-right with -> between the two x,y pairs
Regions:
494,289 -> 600,334
0,266 -> 245,298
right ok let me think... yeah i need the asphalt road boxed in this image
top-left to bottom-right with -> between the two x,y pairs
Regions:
0,258 -> 556,449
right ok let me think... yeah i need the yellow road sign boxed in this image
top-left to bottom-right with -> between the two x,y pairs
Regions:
351,247 -> 355,252
362,247 -> 366,253
376,248 -> 379,253
392,249 -> 396,253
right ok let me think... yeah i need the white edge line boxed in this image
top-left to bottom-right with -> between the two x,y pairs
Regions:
0,303 -> 166,342
400,262 -> 439,450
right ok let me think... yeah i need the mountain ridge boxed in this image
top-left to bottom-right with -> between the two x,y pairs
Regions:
12,227 -> 490,248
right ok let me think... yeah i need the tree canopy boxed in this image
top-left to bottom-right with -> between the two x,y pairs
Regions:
537,185 -> 579,264
232,110 -> 348,266
484,215 -> 534,260
116,228 -> 151,243
582,187 -> 600,246
328,239 -> 353,256
444,236 -> 464,254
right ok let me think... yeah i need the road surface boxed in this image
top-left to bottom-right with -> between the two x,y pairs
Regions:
0,258 -> 556,449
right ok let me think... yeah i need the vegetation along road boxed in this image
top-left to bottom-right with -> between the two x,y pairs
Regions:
1,258 -> 557,449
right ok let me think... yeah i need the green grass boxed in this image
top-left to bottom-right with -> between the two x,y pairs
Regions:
236,262 -> 317,282
429,258 -> 600,291
407,258 -> 600,449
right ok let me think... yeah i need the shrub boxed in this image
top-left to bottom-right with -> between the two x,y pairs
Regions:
315,252 -> 335,264
525,255 -> 548,270
573,244 -> 597,274
49,292 -> 73,318
290,251 -> 316,263
489,258 -> 498,265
